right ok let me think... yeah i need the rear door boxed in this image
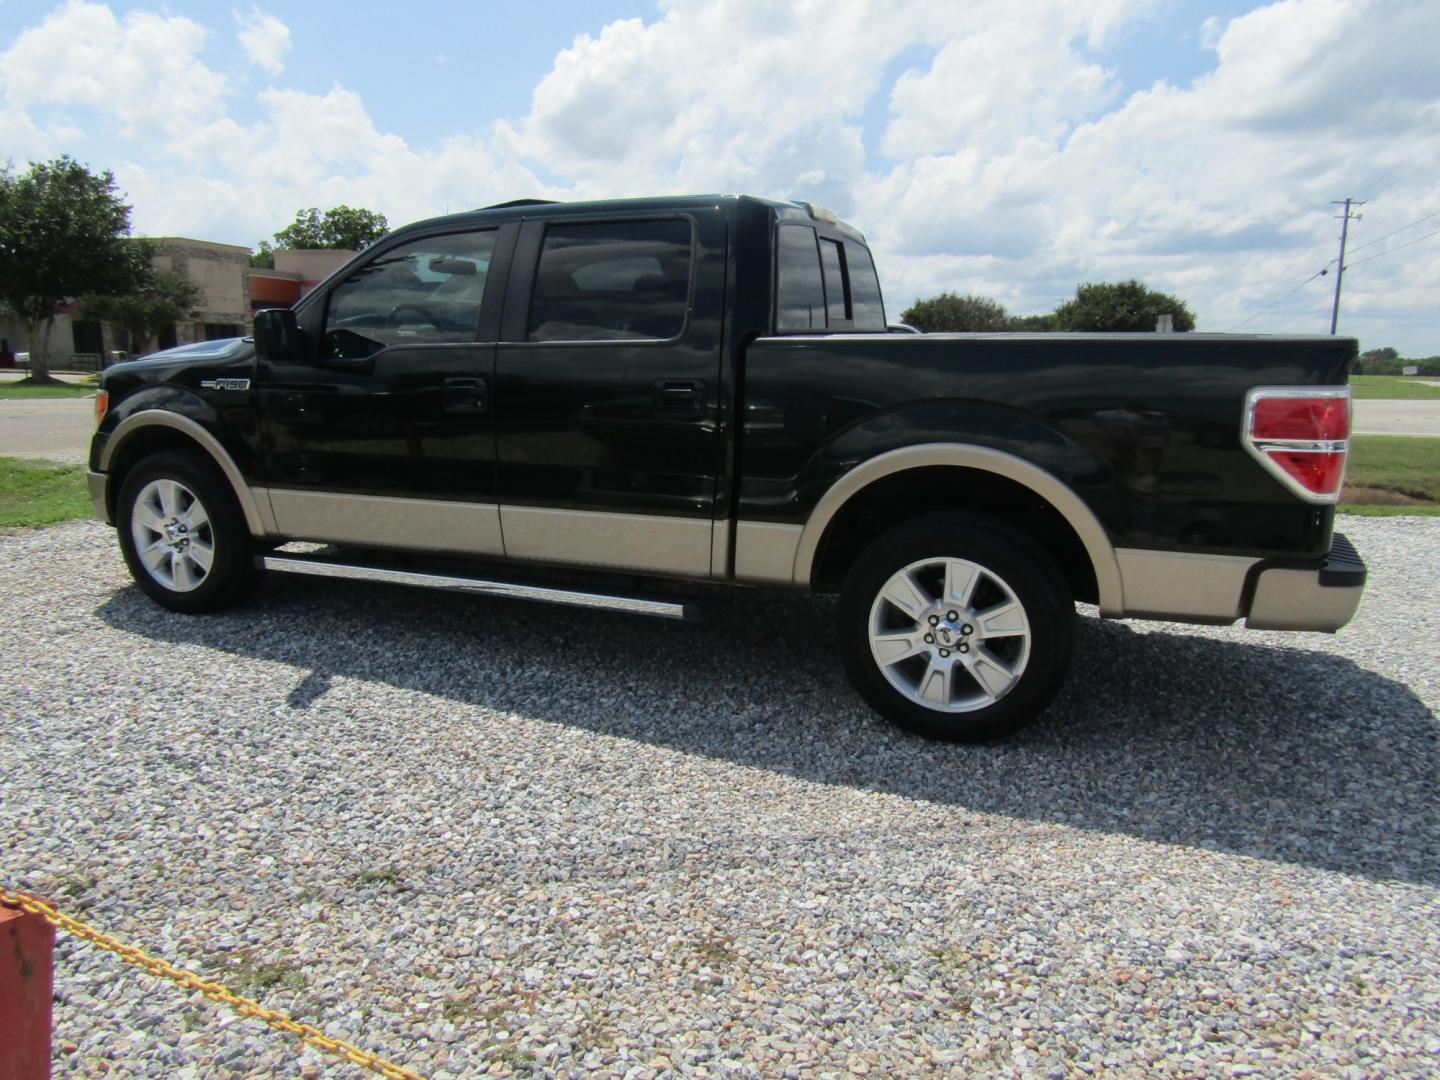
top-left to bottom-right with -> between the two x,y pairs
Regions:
493,210 -> 727,576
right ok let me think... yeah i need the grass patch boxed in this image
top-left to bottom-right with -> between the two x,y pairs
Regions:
204,950 -> 305,996
1349,374 -> 1440,400
0,457 -> 91,527
1345,435 -> 1440,501
355,867 -> 406,888
0,383 -> 97,399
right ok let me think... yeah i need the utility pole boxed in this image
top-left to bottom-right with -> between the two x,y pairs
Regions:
1329,197 -> 1364,334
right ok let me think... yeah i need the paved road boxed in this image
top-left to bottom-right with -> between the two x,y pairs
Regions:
1352,398 -> 1440,437
0,398 -> 95,463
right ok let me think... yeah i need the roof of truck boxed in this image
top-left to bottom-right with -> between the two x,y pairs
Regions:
390,193 -> 863,241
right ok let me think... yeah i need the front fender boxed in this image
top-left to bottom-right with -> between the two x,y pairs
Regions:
92,389 -> 272,538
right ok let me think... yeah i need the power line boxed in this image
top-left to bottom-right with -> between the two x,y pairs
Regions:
1344,207 -> 1440,257
1226,264 -> 1333,331
1226,197 -> 1439,332
1344,225 -> 1440,269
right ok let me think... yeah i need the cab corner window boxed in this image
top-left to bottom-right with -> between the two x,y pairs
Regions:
323,230 -> 497,358
528,219 -> 693,343
776,225 -> 824,332
845,242 -> 887,331
777,224 -> 887,334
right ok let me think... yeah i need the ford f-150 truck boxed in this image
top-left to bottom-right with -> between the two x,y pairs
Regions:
88,194 -> 1366,741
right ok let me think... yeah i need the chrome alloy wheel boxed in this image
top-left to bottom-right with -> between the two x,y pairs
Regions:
128,478 -> 215,593
867,556 -> 1032,713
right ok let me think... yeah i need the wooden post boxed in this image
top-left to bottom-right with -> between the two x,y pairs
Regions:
0,903 -> 54,1080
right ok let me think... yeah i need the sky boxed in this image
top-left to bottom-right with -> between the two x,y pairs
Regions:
2,0 -> 1438,354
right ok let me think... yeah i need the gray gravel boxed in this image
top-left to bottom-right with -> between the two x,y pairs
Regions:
2,515 -> 1437,1078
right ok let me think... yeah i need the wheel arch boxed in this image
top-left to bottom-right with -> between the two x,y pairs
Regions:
100,412 -> 273,538
797,443 -> 1124,615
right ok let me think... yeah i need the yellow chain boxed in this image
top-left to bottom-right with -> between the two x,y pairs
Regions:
0,889 -> 425,1080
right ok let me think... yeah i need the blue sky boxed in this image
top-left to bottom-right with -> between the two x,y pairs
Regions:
3,0 -> 1438,353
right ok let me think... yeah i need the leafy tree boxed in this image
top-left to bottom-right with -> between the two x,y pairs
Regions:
1358,347 -> 1400,372
0,157 -> 150,383
1052,279 -> 1195,332
80,260 -> 204,356
1007,312 -> 1060,332
250,205 -> 389,268
900,292 -> 1011,332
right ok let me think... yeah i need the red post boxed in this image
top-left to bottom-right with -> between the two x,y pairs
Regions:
0,902 -> 54,1080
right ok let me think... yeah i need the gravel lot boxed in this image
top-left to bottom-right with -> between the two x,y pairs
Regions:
3,516 -> 1437,1078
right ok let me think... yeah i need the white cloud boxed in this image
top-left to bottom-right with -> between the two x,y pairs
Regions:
0,0 -> 227,139
119,83 -> 545,245
2,0 -> 1436,350
496,0 -> 915,209
235,7 -> 291,77
882,2 -> 1122,160
854,0 -> 1440,345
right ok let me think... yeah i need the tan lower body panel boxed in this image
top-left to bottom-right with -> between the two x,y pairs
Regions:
732,521 -> 804,585
1115,547 -> 1260,624
263,488 -> 505,556
500,505 -> 714,577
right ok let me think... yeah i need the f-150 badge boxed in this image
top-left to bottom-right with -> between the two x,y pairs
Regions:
200,378 -> 251,391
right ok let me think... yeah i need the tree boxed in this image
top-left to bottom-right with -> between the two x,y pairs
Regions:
1007,312 -> 1060,332
1052,279 -> 1195,332
250,205 -> 389,268
80,260 -> 204,356
0,157 -> 150,383
900,292 -> 1011,332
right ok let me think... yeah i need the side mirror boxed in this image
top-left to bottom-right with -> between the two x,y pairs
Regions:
253,308 -> 303,362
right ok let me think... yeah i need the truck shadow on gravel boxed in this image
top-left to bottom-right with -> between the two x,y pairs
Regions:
98,578 -> 1439,887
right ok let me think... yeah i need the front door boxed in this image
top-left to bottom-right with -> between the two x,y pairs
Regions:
494,211 -> 726,577
256,225 -> 515,555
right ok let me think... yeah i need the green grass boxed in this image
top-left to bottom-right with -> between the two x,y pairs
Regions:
1345,435 -> 1440,501
0,383 -> 97,399
0,457 -> 91,528
1349,374 -> 1440,400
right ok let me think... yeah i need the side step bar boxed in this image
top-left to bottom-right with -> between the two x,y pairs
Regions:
259,555 -> 698,620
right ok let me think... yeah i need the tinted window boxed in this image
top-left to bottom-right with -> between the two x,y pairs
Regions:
845,242 -> 886,330
819,238 -> 848,324
325,231 -> 496,357
528,219 -> 692,342
776,225 -> 825,332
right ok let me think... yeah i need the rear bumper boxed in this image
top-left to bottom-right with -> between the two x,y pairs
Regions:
1245,532 -> 1366,632
1114,533 -> 1366,633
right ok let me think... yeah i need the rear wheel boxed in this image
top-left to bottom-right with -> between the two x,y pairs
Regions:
116,451 -> 256,613
838,514 -> 1074,742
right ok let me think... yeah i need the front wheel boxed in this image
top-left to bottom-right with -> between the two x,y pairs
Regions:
838,514 -> 1075,742
116,451 -> 256,613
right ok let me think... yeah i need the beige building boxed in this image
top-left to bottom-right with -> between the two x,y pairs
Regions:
149,238 -> 252,348
2,239 -> 353,371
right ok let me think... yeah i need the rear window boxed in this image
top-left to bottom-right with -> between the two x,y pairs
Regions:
775,223 -> 886,332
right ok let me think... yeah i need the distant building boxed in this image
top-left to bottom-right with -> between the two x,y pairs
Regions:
249,249 -> 354,313
148,237 -> 252,349
1,240 -> 356,371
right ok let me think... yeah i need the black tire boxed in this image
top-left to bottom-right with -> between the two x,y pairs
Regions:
115,450 -> 256,613
837,513 -> 1075,742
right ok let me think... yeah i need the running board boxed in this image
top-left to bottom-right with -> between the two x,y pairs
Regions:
258,555 -> 698,620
